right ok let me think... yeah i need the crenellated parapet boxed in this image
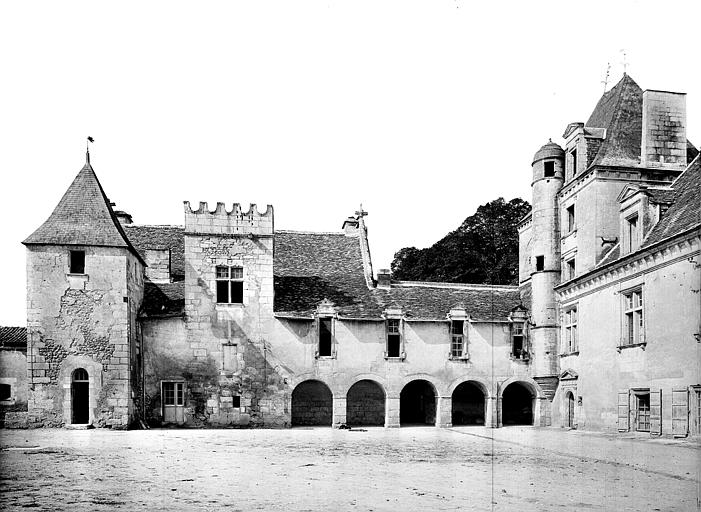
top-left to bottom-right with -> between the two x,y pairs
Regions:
183,201 -> 274,236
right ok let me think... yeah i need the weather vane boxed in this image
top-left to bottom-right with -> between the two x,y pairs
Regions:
85,136 -> 94,164
601,62 -> 611,92
355,203 -> 368,218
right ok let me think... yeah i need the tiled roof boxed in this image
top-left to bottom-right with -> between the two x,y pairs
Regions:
586,74 -> 644,168
597,243 -> 621,266
642,154 -> 701,248
647,188 -> 675,204
140,281 -> 185,318
125,225 -> 185,280
23,157 -> 144,264
134,227 -> 521,321
273,231 -> 382,318
0,327 -> 27,349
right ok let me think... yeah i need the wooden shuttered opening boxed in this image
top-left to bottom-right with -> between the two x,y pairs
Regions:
649,388 -> 662,436
671,388 -> 689,438
617,390 -> 629,432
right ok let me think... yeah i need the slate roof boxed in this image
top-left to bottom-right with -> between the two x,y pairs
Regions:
125,225 -> 185,280
642,154 -> 701,248
23,155 -> 145,264
584,74 -> 697,169
133,227 -> 522,321
0,327 -> 27,350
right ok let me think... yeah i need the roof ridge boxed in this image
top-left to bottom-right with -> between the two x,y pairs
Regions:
391,280 -> 518,291
276,229 -> 345,236
126,224 -> 185,229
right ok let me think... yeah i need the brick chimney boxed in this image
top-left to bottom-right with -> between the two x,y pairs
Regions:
114,210 -> 133,225
641,90 -> 687,168
377,269 -> 391,289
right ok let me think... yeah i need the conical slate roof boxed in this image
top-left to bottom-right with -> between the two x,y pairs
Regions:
23,153 -> 145,263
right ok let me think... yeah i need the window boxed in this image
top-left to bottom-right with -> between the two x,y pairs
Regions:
623,289 -> 644,346
318,317 -> 333,357
511,322 -> 527,359
566,205 -> 575,232
450,320 -> 465,358
70,250 -> 85,274
570,149 -> 577,177
544,161 -> 555,177
626,214 -> 640,253
386,318 -> 402,358
0,383 -> 11,401
535,255 -> 544,272
163,382 -> 184,406
232,395 -> 241,408
216,266 -> 244,304
635,393 -> 650,432
566,258 -> 576,280
563,307 -> 578,353
222,343 -> 238,372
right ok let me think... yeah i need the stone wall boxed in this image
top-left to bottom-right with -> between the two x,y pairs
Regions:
642,90 -> 687,168
291,380 -> 332,426
0,349 -> 28,427
346,380 -> 384,426
25,245 -> 139,428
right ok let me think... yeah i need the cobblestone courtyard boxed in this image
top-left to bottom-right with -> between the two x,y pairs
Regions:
0,427 -> 699,511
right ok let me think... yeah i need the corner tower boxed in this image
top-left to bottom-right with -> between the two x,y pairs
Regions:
529,140 -> 564,396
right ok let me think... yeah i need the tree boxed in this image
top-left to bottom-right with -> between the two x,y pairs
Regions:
390,197 -> 530,285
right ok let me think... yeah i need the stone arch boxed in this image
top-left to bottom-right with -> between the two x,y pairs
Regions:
565,390 -> 576,428
451,380 -> 487,426
497,376 -> 544,400
346,379 -> 386,426
340,373 -> 389,397
59,356 -> 102,426
447,376 -> 493,399
400,379 -> 438,426
289,373 -> 337,396
394,373 -> 445,398
291,379 -> 333,426
501,380 -> 537,426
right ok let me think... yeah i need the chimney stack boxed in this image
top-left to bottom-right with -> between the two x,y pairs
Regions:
377,269 -> 391,289
641,89 -> 687,168
342,216 -> 359,236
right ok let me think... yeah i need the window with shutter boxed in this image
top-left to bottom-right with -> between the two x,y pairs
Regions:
649,389 -> 662,436
671,388 -> 690,437
617,390 -> 630,432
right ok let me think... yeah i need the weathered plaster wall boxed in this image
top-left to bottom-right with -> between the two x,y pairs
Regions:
553,243 -> 700,434
26,245 -> 138,428
0,349 -> 28,427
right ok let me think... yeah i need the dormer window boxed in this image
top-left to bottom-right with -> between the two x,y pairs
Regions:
383,307 -> 405,360
316,300 -> 337,359
625,214 -> 640,253
508,307 -> 529,360
566,204 -> 576,233
570,149 -> 578,177
70,250 -> 85,274
447,307 -> 468,360
565,258 -> 576,280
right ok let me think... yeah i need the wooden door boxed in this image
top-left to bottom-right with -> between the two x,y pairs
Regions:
617,390 -> 629,432
649,389 -> 662,436
163,382 -> 185,424
567,393 -> 575,428
671,388 -> 689,438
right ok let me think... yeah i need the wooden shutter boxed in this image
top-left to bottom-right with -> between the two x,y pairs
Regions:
671,388 -> 689,438
649,388 -> 662,436
617,390 -> 630,432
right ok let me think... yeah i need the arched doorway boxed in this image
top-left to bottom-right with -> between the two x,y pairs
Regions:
452,381 -> 486,425
400,380 -> 436,426
566,392 -> 575,428
346,380 -> 385,426
71,368 -> 89,424
502,382 -> 534,426
291,380 -> 333,426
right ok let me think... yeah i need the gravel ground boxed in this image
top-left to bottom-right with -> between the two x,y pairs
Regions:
0,426 -> 698,511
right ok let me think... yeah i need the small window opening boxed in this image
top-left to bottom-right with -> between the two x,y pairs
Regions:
570,149 -> 578,177
318,317 -> 333,357
216,266 -> 244,304
387,319 -> 401,358
566,205 -> 575,232
511,323 -> 527,359
0,384 -> 11,401
450,320 -> 465,357
232,395 -> 241,408
70,250 -> 85,274
626,215 -> 640,253
535,256 -> 544,272
543,161 -> 555,177
566,258 -> 576,280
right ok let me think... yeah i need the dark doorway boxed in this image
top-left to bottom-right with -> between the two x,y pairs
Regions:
291,380 -> 333,426
400,380 -> 436,426
566,392 -> 575,428
71,368 -> 89,424
502,382 -> 534,426
346,380 -> 385,426
452,381 -> 486,425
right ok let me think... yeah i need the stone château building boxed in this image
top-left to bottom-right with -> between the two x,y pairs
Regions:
1,74 -> 699,436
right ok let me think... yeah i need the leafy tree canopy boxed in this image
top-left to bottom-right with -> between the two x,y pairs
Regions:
390,197 -> 530,285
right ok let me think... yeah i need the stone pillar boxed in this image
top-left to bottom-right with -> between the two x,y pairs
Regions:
496,397 -> 503,427
485,397 -> 497,428
332,397 -> 347,427
534,396 -> 550,427
385,397 -> 400,428
436,396 -> 452,428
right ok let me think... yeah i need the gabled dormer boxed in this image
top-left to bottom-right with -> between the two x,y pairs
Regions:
617,184 -> 673,255
562,122 -> 607,183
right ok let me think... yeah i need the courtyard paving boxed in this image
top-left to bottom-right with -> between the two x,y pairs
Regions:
0,426 -> 699,511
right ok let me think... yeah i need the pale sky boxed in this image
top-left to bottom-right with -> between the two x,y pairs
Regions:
1,0 -> 699,326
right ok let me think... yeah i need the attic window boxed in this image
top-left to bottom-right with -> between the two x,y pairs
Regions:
544,161 -> 555,177
535,256 -> 544,272
70,250 -> 85,274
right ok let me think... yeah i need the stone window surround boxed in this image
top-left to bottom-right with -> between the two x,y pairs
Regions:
561,305 -> 579,355
619,284 -> 645,350
60,356 -> 102,426
215,264 -> 245,305
447,308 -> 469,361
507,308 -> 529,361
383,308 -> 406,361
315,300 -> 338,359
